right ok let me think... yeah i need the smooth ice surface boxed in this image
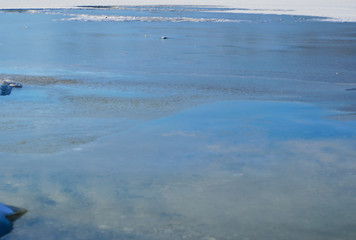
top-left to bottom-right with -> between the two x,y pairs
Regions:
1,6 -> 356,240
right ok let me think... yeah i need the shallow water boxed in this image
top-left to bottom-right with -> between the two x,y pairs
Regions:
1,6 -> 356,240
2,101 -> 356,240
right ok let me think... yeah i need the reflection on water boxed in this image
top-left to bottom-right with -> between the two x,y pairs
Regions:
2,101 -> 356,240
1,6 -> 356,240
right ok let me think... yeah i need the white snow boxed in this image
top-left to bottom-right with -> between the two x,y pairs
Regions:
0,0 -> 355,22
58,12 -> 243,23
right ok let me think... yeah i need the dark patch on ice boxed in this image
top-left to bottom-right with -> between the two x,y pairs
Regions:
346,88 -> 356,91
76,5 -> 239,12
1,9 -> 31,13
0,85 -> 12,96
0,74 -> 80,86
36,196 -> 57,206
0,9 -> 47,13
77,5 -> 116,9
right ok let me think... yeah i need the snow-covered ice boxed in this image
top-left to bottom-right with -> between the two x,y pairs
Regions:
0,0 -> 355,22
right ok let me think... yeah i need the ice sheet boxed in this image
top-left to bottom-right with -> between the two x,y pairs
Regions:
0,0 -> 355,22
1,6 -> 356,240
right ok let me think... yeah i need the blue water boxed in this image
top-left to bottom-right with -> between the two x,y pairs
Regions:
1,6 -> 356,240
1,7 -> 355,83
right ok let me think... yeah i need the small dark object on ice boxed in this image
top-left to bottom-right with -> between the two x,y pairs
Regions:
1,79 -> 23,88
1,79 -> 23,96
0,202 -> 27,238
161,36 -> 168,39
0,85 -> 12,96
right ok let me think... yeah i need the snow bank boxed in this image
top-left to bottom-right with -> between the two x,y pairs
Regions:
0,0 -> 355,22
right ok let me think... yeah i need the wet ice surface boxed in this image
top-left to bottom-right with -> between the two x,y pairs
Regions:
2,101 -> 356,240
1,6 -> 356,240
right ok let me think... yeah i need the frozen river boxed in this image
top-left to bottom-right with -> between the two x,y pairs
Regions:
1,6 -> 356,240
